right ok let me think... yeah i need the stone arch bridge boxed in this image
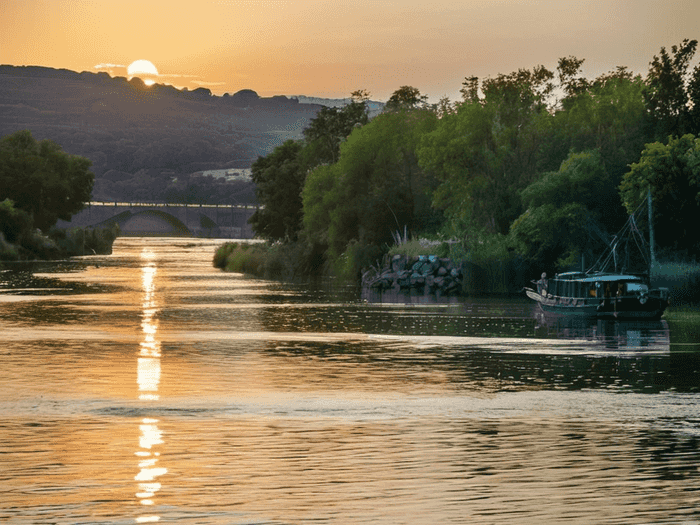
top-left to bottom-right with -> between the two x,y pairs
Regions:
59,201 -> 258,238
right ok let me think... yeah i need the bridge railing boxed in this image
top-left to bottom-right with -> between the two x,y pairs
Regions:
87,201 -> 262,210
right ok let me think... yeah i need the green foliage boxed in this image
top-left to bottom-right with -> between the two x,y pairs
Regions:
0,198 -> 32,244
249,140 -> 306,241
619,134 -> 700,257
384,86 -> 429,112
644,39 -> 700,140
510,151 -> 614,272
302,107 -> 441,265
0,130 -> 94,232
45,225 -> 118,256
333,240 -> 384,281
250,95 -> 371,243
653,261 -> 700,305
302,99 -> 369,164
419,67 -> 557,236
213,240 -> 325,280
213,242 -> 263,274
554,65 -> 647,182
231,41 -> 700,288
387,238 -> 450,259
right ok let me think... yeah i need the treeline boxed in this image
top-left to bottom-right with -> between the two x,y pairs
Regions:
247,40 -> 700,289
0,130 -> 117,260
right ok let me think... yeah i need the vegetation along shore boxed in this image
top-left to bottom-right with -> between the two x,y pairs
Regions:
215,40 -> 700,306
1,130 -> 118,261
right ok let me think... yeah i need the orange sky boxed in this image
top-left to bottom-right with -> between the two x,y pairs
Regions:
1,0 -> 699,102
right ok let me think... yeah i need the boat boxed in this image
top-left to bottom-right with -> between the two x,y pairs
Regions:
525,271 -> 668,319
525,193 -> 669,320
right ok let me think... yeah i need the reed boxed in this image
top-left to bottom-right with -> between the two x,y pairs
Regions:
653,260 -> 700,305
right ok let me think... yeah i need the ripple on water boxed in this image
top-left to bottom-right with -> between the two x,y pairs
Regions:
2,238 -> 699,524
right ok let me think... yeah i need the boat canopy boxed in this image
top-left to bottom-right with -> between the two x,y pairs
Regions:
553,272 -> 643,283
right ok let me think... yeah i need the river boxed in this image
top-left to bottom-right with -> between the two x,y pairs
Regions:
1,237 -> 699,524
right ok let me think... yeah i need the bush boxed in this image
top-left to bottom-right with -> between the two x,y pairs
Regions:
653,260 -> 700,306
213,240 -> 327,280
332,240 -> 385,281
388,238 -> 450,258
0,199 -> 33,244
0,232 -> 19,261
213,242 -> 266,275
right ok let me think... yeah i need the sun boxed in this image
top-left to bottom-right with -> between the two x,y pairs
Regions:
127,60 -> 159,86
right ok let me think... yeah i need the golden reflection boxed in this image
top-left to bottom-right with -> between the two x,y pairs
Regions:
135,249 -> 166,523
138,262 -> 161,401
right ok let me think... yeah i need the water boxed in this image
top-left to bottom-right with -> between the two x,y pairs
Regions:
1,237 -> 699,524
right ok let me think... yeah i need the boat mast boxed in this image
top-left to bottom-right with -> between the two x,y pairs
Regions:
647,188 -> 656,271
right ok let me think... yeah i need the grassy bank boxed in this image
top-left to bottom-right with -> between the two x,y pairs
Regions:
213,241 -> 325,280
0,225 -> 119,261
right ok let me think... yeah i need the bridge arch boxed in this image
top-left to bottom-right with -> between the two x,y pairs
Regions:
117,209 -> 191,236
59,202 -> 259,238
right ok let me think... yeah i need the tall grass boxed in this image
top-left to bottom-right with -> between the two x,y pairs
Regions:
653,260 -> 700,305
213,241 -> 326,280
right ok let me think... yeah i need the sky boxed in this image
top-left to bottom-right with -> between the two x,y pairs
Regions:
2,0 -> 699,103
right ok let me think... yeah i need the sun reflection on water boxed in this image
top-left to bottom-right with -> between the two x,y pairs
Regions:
135,249 -> 166,523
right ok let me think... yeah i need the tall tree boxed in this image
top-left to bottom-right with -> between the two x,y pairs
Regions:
554,66 -> 647,186
249,140 -> 306,241
509,150 -> 615,272
644,38 -> 700,140
302,97 -> 370,164
0,130 -> 94,232
303,107 -> 439,260
418,66 -> 556,237
384,86 -> 429,112
250,92 -> 372,242
619,134 -> 700,257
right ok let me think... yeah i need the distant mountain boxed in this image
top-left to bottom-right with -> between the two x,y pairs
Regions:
291,95 -> 384,117
0,65 -> 327,203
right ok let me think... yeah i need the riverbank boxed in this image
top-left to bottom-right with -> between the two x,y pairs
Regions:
362,254 -> 464,296
0,225 -> 119,262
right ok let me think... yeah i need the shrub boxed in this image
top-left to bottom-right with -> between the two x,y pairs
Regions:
653,260 -> 700,305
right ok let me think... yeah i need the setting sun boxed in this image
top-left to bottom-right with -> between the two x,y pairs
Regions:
127,59 -> 158,85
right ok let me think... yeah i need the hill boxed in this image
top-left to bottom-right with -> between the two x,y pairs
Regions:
0,65 -> 328,204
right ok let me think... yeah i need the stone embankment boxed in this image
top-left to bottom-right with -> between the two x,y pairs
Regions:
362,254 -> 463,295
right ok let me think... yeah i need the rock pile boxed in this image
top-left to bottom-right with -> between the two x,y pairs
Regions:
362,254 -> 463,295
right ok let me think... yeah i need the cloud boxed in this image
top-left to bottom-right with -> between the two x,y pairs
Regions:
94,63 -> 125,70
161,73 -> 200,78
193,80 -> 226,87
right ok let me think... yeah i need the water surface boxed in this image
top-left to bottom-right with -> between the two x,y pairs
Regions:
1,238 -> 699,524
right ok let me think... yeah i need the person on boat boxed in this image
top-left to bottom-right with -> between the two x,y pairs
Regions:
537,272 -> 548,296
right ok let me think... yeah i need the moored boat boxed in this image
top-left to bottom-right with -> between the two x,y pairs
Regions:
525,192 -> 668,319
525,271 -> 668,319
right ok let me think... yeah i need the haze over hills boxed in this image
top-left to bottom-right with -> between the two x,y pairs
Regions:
0,64 -> 381,204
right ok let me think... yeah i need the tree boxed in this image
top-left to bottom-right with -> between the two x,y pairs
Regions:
553,66 -> 647,184
302,107 -> 440,261
0,130 -> 94,232
249,140 -> 306,241
557,56 -> 589,104
384,86 -> 429,112
418,66 -> 557,238
302,96 -> 370,164
644,39 -> 700,140
0,198 -> 32,244
249,92 -> 372,242
510,150 -> 616,271
619,134 -> 700,256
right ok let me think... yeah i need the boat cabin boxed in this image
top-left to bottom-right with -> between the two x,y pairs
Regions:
538,272 -> 648,300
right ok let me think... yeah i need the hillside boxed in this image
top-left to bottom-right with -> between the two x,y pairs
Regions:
0,65 -> 328,204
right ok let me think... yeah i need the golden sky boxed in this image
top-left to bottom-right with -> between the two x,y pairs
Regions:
1,0 -> 699,102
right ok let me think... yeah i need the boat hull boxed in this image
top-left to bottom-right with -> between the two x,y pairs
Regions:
525,288 -> 667,320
